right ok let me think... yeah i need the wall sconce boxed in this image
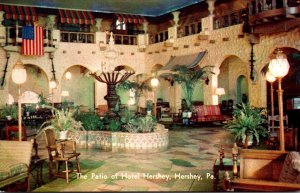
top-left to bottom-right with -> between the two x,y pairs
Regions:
65,71 -> 72,80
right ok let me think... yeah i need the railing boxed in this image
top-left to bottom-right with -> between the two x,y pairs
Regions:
248,0 -> 300,15
213,9 -> 247,29
5,26 -> 54,46
149,30 -> 168,44
106,33 -> 137,45
178,21 -> 202,38
60,31 -> 95,43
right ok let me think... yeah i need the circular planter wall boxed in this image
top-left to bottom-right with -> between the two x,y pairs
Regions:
68,123 -> 169,153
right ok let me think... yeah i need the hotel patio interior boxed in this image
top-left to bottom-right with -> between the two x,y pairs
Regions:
1,0 -> 300,192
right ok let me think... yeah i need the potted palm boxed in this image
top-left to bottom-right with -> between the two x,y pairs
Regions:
117,73 -> 153,112
224,102 -> 268,148
0,104 -> 18,120
36,106 -> 84,139
159,65 -> 214,116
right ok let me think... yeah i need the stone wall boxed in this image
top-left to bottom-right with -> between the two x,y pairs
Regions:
0,19 -> 299,109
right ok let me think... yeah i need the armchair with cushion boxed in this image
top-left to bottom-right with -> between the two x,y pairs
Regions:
0,140 -> 33,191
223,149 -> 300,191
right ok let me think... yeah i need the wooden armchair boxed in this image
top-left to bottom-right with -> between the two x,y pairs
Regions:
223,149 -> 300,191
44,129 -> 81,183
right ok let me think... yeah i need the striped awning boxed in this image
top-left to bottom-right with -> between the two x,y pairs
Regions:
116,14 -> 145,24
0,4 -> 37,21
160,51 -> 207,71
59,9 -> 95,25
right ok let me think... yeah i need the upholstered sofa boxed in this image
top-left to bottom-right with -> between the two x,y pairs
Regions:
223,149 -> 300,191
191,105 -> 230,124
0,140 -> 33,191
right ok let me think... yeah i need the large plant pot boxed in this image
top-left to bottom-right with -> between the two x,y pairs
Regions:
59,130 -> 68,140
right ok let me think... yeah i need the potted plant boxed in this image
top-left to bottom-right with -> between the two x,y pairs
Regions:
159,65 -> 214,115
38,92 -> 50,108
36,106 -> 84,139
146,100 -> 153,115
0,104 -> 18,120
224,102 -> 268,148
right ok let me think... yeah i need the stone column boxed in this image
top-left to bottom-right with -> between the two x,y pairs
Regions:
143,20 -> 149,34
47,15 -> 56,29
203,0 -> 215,33
96,18 -> 103,32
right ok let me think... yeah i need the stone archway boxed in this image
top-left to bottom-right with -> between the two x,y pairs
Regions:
218,55 -> 248,104
61,65 -> 95,110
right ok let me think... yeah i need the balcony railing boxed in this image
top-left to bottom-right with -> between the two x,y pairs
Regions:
106,33 -> 137,45
213,9 -> 247,29
4,26 -> 54,46
248,0 -> 299,15
60,31 -> 95,43
149,30 -> 168,44
178,21 -> 202,38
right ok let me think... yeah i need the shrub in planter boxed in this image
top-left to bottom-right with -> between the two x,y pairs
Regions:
0,104 -> 18,120
124,115 -> 156,133
75,111 -> 104,131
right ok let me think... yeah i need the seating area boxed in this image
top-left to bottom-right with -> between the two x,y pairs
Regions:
0,0 -> 300,192
192,105 -> 230,124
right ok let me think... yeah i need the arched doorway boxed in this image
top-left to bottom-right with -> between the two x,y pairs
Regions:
236,75 -> 248,104
8,64 -> 49,104
265,47 -> 300,113
62,65 -> 95,110
218,55 -> 248,104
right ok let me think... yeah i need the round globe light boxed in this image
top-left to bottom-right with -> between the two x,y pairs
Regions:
151,77 -> 159,87
65,71 -> 72,80
49,78 -> 57,89
268,50 -> 290,78
265,70 -> 276,83
12,60 -> 27,85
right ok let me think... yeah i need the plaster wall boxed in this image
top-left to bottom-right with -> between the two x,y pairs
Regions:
0,20 -> 299,110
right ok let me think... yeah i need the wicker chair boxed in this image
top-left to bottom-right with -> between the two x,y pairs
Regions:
44,129 -> 81,183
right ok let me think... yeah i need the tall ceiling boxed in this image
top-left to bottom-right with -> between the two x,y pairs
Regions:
0,0 -> 205,17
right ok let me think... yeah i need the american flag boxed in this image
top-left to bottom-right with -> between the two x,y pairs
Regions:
22,26 -> 44,56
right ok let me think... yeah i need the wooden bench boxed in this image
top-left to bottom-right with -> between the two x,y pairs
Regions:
223,149 -> 300,191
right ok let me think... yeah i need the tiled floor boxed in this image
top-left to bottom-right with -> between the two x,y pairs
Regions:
33,126 -> 233,192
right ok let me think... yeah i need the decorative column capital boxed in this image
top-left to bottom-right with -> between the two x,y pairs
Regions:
47,15 -> 56,29
206,0 -> 215,16
172,11 -> 180,26
96,18 -> 103,32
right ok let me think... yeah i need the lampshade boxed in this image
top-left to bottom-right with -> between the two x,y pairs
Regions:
61,91 -> 69,97
151,77 -> 159,87
49,78 -> 57,89
65,71 -> 72,80
12,60 -> 27,85
265,70 -> 276,83
215,88 -> 225,96
268,49 -> 290,78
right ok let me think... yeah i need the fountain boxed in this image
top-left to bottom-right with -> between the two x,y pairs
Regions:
90,32 -> 135,119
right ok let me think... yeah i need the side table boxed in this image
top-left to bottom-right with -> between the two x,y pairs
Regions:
30,156 -> 47,188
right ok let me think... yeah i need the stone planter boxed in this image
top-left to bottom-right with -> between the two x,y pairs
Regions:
68,124 -> 169,153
